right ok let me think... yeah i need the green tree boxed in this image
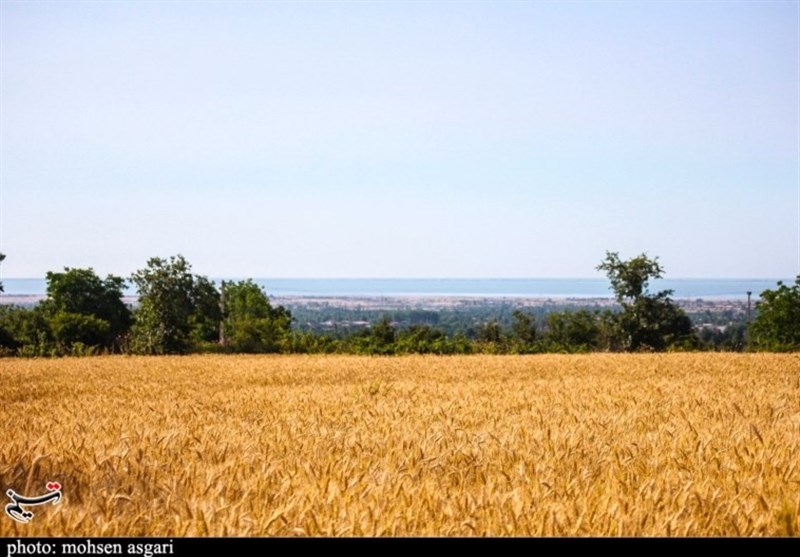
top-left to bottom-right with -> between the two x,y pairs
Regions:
43,267 -> 132,352
511,310 -> 536,344
190,276 -> 223,345
347,315 -> 397,355
129,255 -> 220,354
396,324 -> 444,354
478,319 -> 503,343
476,319 -> 505,353
508,310 -> 537,353
597,251 -> 696,351
0,252 -> 5,293
222,280 -> 292,353
597,251 -> 664,301
371,315 -> 396,346
544,309 -> 604,352
49,312 -> 109,355
0,305 -> 54,356
749,276 -> 800,351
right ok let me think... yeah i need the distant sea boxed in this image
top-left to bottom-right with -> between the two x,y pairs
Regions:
0,278 -> 787,300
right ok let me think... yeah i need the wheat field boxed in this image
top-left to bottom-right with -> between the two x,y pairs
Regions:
1,354 -> 799,536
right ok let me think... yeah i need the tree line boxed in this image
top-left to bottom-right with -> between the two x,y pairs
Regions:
0,251 -> 797,356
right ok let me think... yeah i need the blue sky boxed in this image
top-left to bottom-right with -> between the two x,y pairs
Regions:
1,1 -> 798,279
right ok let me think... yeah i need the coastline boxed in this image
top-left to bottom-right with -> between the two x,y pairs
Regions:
0,293 -> 749,314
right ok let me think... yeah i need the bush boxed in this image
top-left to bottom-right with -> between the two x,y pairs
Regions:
750,277 -> 800,351
50,312 -> 110,355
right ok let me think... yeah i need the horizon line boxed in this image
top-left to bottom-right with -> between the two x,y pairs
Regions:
0,276 -> 793,282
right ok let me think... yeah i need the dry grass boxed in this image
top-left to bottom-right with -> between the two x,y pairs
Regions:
1,354 -> 799,536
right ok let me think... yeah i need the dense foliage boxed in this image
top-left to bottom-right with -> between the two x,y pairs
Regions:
0,252 -> 790,357
749,276 -> 800,351
128,256 -> 224,354
44,268 -> 132,352
597,252 -> 696,351
222,280 -> 293,353
0,268 -> 131,356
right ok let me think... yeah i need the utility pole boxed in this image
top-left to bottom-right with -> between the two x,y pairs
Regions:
219,280 -> 226,346
746,291 -> 752,323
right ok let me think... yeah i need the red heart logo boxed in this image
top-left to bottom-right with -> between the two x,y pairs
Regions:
46,482 -> 61,491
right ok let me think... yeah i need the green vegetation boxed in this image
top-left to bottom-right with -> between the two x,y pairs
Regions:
44,268 -> 132,353
597,251 -> 696,351
0,252 -> 794,356
541,309 -> 606,353
0,268 -> 131,356
749,276 -> 800,351
222,279 -> 293,353
0,304 -> 51,356
128,255 -> 221,354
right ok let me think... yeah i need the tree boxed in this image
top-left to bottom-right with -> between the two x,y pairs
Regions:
478,319 -> 503,344
222,280 -> 292,353
190,276 -> 223,345
43,267 -> 132,351
396,324 -> 445,354
749,276 -> 800,351
358,315 -> 396,355
511,310 -> 536,344
129,255 -> 220,354
0,305 -> 52,356
0,252 -> 5,293
508,310 -> 537,353
597,251 -> 696,351
346,315 -> 398,355
371,315 -> 396,347
597,252 -> 667,301
49,312 -> 110,354
544,309 -> 604,352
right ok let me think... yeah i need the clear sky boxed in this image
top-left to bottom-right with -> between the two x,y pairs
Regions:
1,1 -> 798,279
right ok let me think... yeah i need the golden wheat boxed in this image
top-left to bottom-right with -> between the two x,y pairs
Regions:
1,354 -> 799,536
